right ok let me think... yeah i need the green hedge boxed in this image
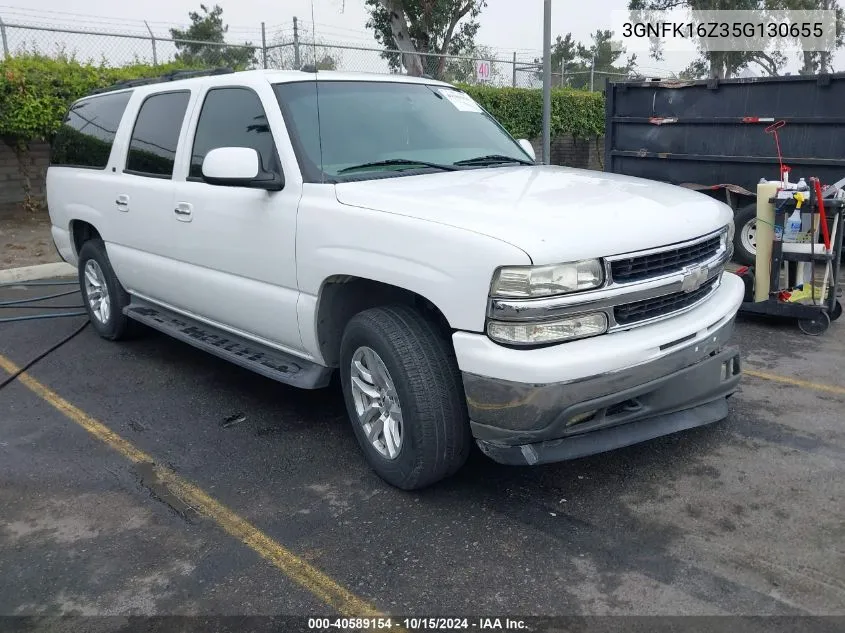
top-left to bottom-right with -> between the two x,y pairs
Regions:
459,84 -> 605,140
0,55 -> 605,143
0,55 -> 198,141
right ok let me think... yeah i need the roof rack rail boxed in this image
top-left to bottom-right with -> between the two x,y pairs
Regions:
89,67 -> 235,95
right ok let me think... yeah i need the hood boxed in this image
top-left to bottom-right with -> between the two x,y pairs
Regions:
334,165 -> 733,264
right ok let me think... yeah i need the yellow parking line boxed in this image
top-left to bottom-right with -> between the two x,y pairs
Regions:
0,353 -> 383,618
744,368 -> 845,396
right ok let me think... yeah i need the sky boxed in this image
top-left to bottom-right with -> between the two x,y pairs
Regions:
2,0 -> 841,77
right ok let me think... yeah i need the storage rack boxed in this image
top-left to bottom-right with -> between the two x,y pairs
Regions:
738,184 -> 844,335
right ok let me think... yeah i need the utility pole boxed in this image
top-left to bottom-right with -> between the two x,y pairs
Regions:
144,22 -> 157,66
590,55 -> 595,92
1,15 -> 10,60
542,0 -> 552,165
261,22 -> 268,69
512,51 -> 517,87
293,16 -> 301,70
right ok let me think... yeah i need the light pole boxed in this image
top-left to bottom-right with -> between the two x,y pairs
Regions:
542,0 -> 552,164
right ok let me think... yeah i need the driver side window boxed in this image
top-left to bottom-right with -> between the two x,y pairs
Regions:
190,87 -> 280,180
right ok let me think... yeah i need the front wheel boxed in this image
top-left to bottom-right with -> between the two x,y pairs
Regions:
339,305 -> 471,490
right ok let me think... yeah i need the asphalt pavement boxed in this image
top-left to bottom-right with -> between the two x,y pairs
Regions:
1,278 -> 844,626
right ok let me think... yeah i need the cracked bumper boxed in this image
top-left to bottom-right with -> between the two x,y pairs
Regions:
463,316 -> 742,467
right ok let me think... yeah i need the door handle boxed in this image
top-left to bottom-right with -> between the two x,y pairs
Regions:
115,194 -> 129,211
174,202 -> 193,222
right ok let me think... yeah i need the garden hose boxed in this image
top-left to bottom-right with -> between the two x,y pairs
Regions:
0,279 -> 86,323
0,278 -> 90,391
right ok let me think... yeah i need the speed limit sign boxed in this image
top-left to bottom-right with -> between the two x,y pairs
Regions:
476,60 -> 491,82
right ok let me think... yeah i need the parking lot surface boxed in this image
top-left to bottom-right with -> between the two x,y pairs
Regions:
1,279 -> 844,623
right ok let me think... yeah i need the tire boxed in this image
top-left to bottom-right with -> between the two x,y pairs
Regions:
733,203 -> 758,267
339,305 -> 471,490
77,239 -> 137,341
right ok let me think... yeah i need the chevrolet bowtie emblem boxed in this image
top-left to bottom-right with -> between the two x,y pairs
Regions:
681,265 -> 708,293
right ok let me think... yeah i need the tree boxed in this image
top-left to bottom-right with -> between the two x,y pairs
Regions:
441,44 -> 501,83
534,34 -> 577,86
539,30 -> 637,89
630,0 -> 843,79
267,25 -> 342,71
576,29 -> 638,88
169,4 -> 256,70
771,0 -> 845,74
364,0 -> 487,79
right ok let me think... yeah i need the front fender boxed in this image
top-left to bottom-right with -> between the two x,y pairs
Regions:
296,193 -> 531,358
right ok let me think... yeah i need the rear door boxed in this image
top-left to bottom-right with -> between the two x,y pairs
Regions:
46,90 -> 133,265
104,89 -> 194,296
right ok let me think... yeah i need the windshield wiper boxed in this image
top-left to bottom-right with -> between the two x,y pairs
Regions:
338,159 -> 459,174
453,154 -> 534,167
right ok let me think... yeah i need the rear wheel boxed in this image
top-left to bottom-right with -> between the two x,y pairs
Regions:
339,305 -> 471,490
733,203 -> 758,267
77,239 -> 137,341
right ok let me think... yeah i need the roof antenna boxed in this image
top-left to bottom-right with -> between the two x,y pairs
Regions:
311,0 -> 319,73
311,0 -> 325,183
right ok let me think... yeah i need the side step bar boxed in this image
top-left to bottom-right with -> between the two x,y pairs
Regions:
124,301 -> 333,389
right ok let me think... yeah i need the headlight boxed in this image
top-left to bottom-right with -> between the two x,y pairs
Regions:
487,312 -> 608,345
726,220 -> 735,244
491,259 -> 604,298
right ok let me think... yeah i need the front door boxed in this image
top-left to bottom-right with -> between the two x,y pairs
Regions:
162,85 -> 303,354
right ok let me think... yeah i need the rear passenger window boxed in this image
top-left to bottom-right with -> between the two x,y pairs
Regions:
125,91 -> 191,178
50,91 -> 132,169
190,87 -> 277,179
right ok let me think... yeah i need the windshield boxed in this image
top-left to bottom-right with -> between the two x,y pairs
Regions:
272,80 -> 533,182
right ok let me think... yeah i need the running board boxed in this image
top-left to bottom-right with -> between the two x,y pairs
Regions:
124,301 -> 332,389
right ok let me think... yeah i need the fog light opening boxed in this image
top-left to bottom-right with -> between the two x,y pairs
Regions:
722,357 -> 740,381
566,410 -> 598,427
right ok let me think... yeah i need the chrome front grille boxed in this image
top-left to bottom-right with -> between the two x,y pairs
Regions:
487,228 -> 730,336
609,234 -> 723,284
614,276 -> 720,326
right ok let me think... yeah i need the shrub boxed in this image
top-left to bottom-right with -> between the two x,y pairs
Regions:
0,55 -> 606,143
458,84 -> 604,140
0,54 -> 196,141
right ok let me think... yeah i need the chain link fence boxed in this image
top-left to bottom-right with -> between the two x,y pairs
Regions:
0,17 -> 647,90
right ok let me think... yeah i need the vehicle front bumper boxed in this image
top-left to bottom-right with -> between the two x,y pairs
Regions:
457,274 -> 744,466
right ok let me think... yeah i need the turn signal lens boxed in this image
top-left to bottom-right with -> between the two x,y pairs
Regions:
487,312 -> 608,345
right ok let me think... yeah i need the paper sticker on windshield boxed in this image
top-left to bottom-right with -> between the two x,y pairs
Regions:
438,89 -> 483,113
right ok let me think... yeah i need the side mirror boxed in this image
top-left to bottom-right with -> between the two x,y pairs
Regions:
517,139 -> 536,162
201,147 -> 283,191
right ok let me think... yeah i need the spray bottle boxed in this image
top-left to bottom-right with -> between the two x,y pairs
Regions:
784,192 -> 804,243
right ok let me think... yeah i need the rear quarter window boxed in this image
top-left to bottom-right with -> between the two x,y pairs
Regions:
50,91 -> 132,169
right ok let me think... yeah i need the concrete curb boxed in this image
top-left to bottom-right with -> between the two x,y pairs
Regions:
0,262 -> 76,284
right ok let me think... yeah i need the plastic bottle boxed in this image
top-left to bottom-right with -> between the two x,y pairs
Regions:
797,177 -> 808,192
784,207 -> 802,242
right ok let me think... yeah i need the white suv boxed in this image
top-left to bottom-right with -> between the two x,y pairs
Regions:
47,69 -> 744,489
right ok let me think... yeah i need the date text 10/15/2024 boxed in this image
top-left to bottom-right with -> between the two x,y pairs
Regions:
308,618 -> 528,630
